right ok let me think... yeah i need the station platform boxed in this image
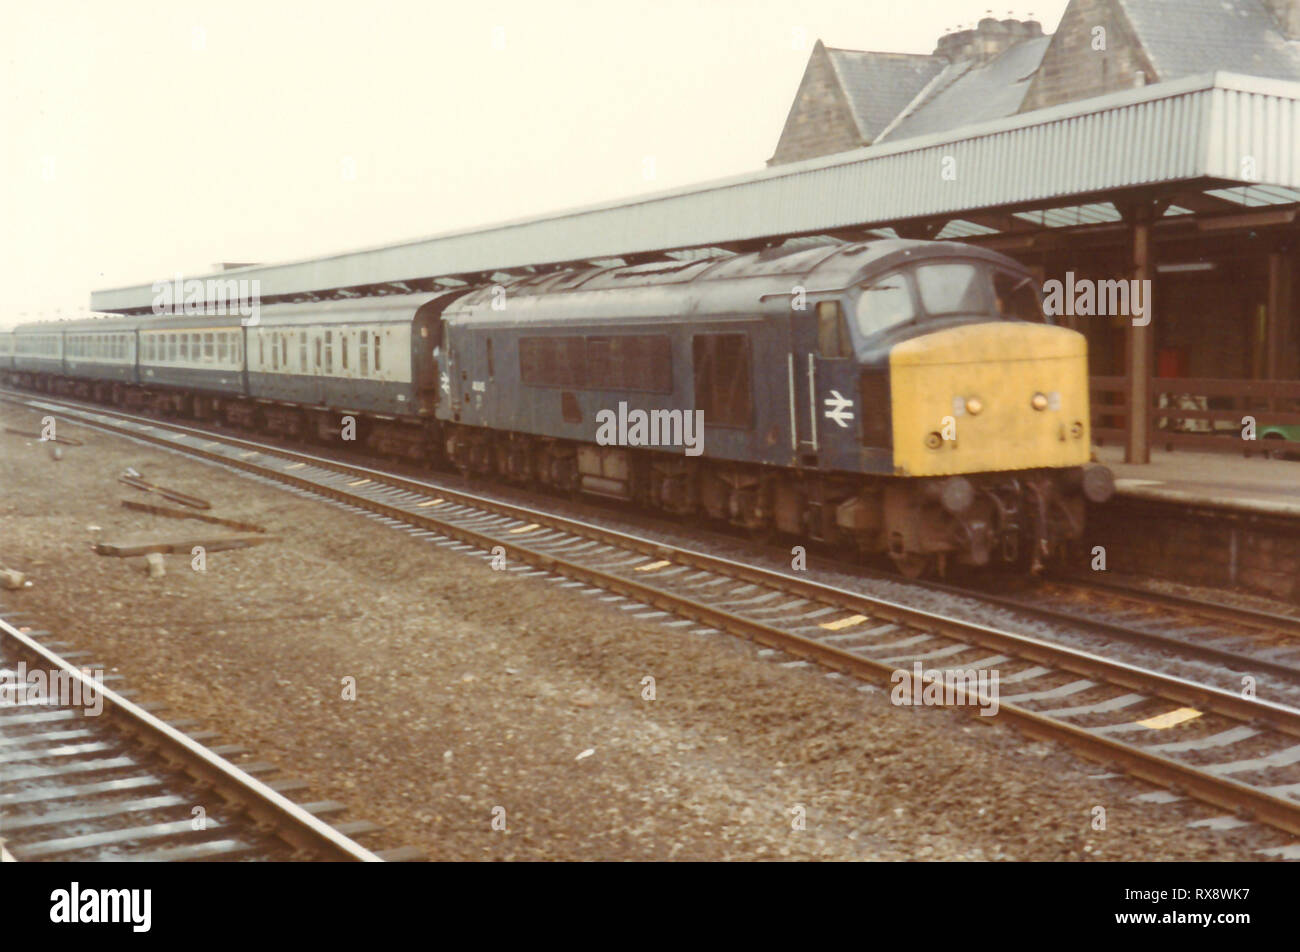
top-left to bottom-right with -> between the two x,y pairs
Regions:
1095,445 -> 1300,519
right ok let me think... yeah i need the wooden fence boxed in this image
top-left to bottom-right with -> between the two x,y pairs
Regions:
1091,376 -> 1300,454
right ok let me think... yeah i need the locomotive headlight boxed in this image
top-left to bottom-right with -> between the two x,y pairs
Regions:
1031,392 -> 1048,411
964,397 -> 983,416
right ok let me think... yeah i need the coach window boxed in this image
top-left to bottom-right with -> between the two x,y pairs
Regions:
259,334 -> 266,368
218,333 -> 229,364
181,335 -> 190,361
299,332 -> 307,371
693,333 -> 752,428
374,332 -> 382,372
315,336 -> 322,370
486,338 -> 494,379
280,335 -> 287,369
324,331 -> 333,373
204,333 -> 215,362
816,301 -> 853,358
341,333 -> 349,372
359,332 -> 369,376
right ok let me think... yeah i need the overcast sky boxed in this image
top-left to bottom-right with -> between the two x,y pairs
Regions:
2,0 -> 1069,320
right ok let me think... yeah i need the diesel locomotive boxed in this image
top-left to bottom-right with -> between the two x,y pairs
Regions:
2,239 -> 1114,576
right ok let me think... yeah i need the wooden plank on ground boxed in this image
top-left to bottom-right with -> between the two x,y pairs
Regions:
94,534 -> 275,557
119,499 -> 268,533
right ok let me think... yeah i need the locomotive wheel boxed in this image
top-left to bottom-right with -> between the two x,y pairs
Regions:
891,553 -> 934,580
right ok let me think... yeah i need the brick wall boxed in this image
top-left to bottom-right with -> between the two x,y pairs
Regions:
767,42 -> 867,166
1019,0 -> 1157,113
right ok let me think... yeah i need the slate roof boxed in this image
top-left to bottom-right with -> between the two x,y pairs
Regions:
876,36 -> 1051,143
822,49 -> 946,141
1118,0 -> 1300,82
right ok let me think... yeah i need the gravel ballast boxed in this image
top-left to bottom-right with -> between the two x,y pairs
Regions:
0,403 -> 1291,861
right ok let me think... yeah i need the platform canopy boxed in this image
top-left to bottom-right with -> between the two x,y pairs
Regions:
92,71 -> 1300,314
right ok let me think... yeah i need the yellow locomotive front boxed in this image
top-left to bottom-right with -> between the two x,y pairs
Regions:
890,321 -> 1092,477
825,249 -> 1114,576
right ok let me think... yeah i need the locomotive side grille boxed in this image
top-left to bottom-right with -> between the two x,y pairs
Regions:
859,371 -> 891,448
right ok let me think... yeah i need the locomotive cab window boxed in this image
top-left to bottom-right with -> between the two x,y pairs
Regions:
693,333 -> 752,428
915,263 -> 987,316
855,272 -> 915,337
816,301 -> 852,358
993,271 -> 1046,323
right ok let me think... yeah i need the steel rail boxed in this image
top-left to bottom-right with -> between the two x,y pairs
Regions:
0,614 -> 382,861
8,389 -> 1300,834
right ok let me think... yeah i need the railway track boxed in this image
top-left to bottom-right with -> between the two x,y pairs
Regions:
869,571 -> 1300,683
4,388 -> 1300,848
0,611 -> 411,862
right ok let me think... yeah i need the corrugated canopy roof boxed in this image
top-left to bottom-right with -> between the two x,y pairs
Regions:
91,72 -> 1300,313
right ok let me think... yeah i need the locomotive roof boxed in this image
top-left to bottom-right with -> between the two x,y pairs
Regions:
448,239 -> 1033,321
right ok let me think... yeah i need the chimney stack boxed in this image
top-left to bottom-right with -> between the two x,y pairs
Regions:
1262,0 -> 1300,40
933,16 -> 1044,65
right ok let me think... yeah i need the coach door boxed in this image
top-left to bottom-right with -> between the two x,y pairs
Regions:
412,304 -> 442,414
